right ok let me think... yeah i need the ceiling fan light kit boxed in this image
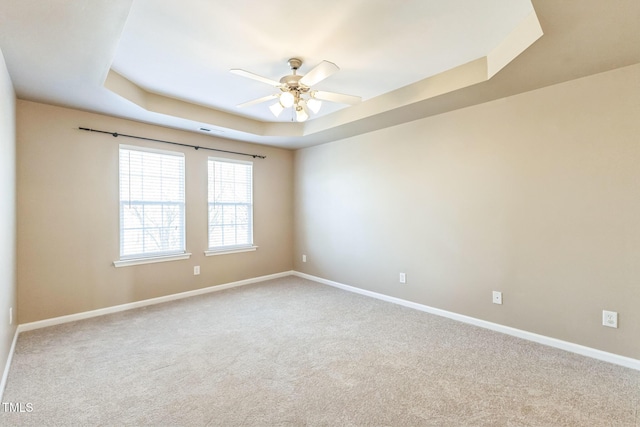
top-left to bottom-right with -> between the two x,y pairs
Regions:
231,58 -> 361,122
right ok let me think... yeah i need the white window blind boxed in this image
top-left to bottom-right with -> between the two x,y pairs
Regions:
208,158 -> 253,250
119,145 -> 185,259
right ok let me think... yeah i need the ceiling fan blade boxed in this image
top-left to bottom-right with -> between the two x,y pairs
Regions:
230,69 -> 282,87
237,94 -> 278,108
299,60 -> 339,87
314,90 -> 361,105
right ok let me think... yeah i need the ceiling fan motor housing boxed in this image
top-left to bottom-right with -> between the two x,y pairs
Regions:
280,74 -> 309,92
280,58 -> 309,93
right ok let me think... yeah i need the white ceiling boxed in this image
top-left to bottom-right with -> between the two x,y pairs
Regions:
1,1 -> 638,149
111,0 -> 533,122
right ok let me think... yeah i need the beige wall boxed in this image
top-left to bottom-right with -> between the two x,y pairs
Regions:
0,49 -> 17,378
294,64 -> 640,359
16,101 -> 294,323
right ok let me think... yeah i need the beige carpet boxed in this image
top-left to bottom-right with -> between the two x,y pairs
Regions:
1,276 -> 638,426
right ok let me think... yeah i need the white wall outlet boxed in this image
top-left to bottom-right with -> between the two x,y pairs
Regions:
194,266 -> 200,275
602,310 -> 618,328
492,291 -> 502,305
9,307 -> 12,325
399,272 -> 406,284
302,254 -> 307,263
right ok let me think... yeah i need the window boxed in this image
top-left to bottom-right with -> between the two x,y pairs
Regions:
117,145 -> 186,263
207,158 -> 254,253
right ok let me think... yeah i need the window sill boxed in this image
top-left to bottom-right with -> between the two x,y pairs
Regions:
113,253 -> 192,268
205,246 -> 258,256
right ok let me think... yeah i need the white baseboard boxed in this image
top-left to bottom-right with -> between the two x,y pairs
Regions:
293,271 -> 640,371
18,271 -> 293,333
7,268 -> 638,393
0,326 -> 19,402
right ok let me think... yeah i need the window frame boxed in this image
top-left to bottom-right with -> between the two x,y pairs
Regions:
205,157 -> 257,256
114,144 -> 191,267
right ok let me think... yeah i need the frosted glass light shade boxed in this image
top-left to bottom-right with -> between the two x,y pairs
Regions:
269,102 -> 284,117
296,107 -> 309,122
307,98 -> 322,114
279,92 -> 295,108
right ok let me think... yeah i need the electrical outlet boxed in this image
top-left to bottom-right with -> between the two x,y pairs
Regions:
399,272 -> 406,284
602,310 -> 618,328
302,254 -> 307,263
194,266 -> 200,275
492,291 -> 502,305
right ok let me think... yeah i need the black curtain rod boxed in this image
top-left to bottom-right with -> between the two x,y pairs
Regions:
78,127 -> 266,159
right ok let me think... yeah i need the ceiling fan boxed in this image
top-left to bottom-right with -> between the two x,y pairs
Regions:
231,58 -> 361,122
